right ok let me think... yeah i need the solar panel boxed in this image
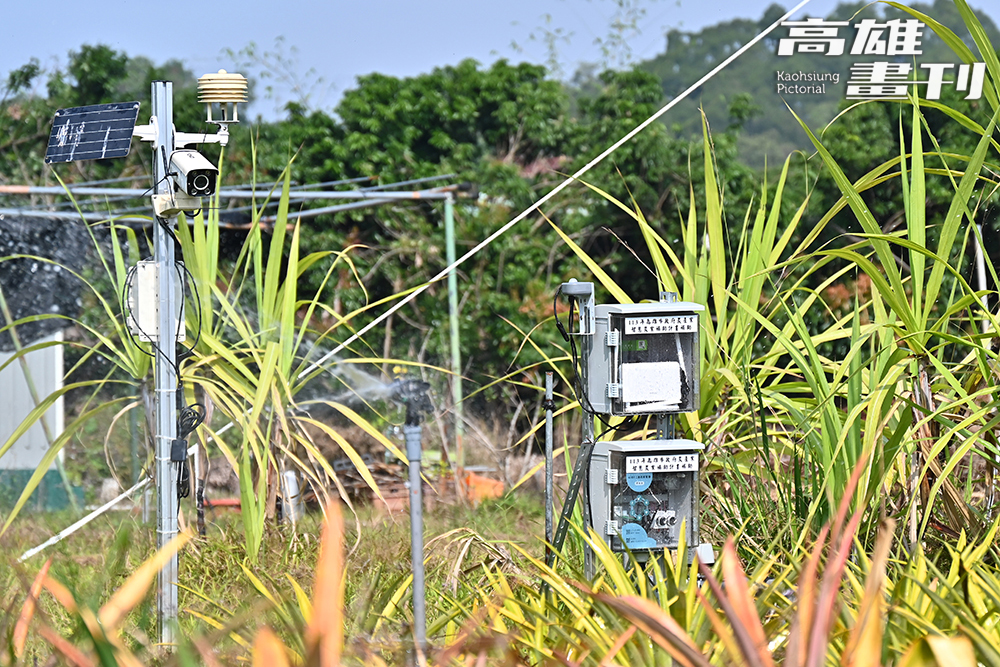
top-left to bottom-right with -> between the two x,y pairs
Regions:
44,101 -> 140,164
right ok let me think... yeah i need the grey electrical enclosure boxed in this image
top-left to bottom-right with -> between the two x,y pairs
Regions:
588,439 -> 703,553
587,302 -> 703,415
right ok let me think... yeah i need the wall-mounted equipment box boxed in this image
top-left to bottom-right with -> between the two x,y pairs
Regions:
126,260 -> 186,343
586,302 -> 702,415
588,439 -> 703,553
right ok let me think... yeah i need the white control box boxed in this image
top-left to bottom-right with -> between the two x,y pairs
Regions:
126,260 -> 186,343
586,302 -> 702,415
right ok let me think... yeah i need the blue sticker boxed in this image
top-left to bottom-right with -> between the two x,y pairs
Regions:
621,523 -> 658,549
626,472 -> 652,492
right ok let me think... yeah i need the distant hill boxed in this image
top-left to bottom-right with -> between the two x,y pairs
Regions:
638,0 -> 1000,168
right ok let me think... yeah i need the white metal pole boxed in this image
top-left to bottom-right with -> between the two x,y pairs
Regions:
975,223 -> 989,332
151,80 -> 179,646
544,372 -> 554,565
444,194 -> 464,477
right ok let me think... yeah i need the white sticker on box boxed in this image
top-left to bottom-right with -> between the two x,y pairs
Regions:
621,361 -> 681,405
626,454 -> 699,473
624,315 -> 697,335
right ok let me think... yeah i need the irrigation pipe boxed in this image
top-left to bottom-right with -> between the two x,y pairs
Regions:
15,443 -> 201,562
299,0 -> 812,378
18,476 -> 152,562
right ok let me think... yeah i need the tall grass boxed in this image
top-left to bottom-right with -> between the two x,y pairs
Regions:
551,58 -> 998,561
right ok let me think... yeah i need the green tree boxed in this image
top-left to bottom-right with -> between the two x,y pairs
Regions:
0,45 -> 204,186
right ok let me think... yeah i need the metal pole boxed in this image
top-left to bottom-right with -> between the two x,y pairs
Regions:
130,387 -> 140,486
0,185 -> 457,199
444,194 -> 464,477
582,415 -> 595,580
404,423 -> 427,654
975,223 -> 989,333
544,372 -> 554,565
151,80 -> 179,647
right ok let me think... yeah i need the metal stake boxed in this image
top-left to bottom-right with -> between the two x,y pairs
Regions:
404,423 -> 427,654
151,80 -> 179,646
544,372 -> 554,565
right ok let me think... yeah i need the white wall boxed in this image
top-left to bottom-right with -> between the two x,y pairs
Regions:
0,331 -> 64,470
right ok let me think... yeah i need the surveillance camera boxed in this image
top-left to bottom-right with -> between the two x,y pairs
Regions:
170,149 -> 218,197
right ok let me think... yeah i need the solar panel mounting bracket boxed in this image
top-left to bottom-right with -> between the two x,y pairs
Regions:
133,118 -> 229,148
132,118 -> 157,142
176,126 -> 230,148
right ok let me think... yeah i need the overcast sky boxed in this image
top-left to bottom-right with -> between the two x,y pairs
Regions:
3,0 -> 844,119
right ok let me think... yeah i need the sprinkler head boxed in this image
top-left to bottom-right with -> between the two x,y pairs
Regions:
389,377 -> 433,425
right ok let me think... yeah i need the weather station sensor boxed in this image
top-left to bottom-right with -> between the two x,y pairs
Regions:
42,70 -> 246,645
196,69 -> 248,125
588,439 -> 706,553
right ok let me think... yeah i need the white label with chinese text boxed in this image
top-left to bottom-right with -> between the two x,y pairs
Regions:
626,454 -> 699,473
624,315 -> 697,335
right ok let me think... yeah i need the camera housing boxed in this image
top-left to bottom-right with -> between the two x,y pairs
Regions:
170,149 -> 218,197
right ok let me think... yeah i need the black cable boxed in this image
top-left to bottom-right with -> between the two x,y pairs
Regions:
174,400 -> 205,501
156,214 -> 183,249
563,295 -> 613,428
175,261 -> 203,362
138,170 -> 174,200
553,286 -> 594,417
548,285 -> 614,571
596,416 -> 640,441
553,285 -> 569,342
178,401 -> 206,438
196,478 -> 206,536
176,461 -> 190,499
120,264 -> 156,359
